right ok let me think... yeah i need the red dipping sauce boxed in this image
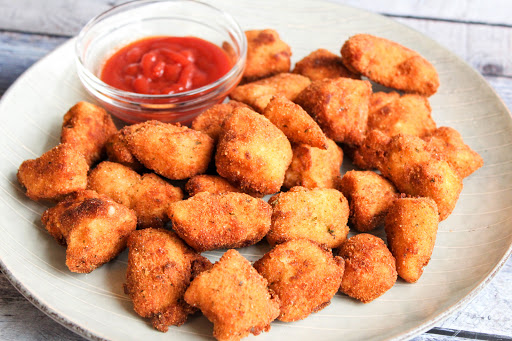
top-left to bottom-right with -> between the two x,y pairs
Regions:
100,36 -> 232,95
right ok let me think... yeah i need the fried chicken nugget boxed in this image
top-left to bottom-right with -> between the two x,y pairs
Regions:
284,138 -> 343,189
168,192 -> 272,251
254,239 -> 344,322
184,249 -> 280,341
338,234 -> 397,303
338,170 -> 398,232
41,190 -> 137,273
184,174 -> 262,198
105,126 -> 144,171
61,101 -> 117,166
385,197 -> 439,283
266,187 -> 350,248
292,48 -> 359,81
17,143 -> 88,201
125,228 -> 212,332
294,77 -> 372,145
341,34 -> 439,96
124,120 -> 214,180
216,107 -> 292,195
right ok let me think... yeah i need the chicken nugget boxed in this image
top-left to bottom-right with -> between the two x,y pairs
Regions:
216,107 -> 292,195
105,126 -> 144,171
254,239 -> 344,322
230,73 -> 311,113
341,34 -> 439,96
41,190 -> 137,273
351,129 -> 391,170
263,95 -> 328,149
243,29 -> 292,83
338,233 -> 397,303
266,187 -> 349,248
284,138 -> 343,189
338,170 -> 398,232
385,197 -> 439,283
17,143 -> 88,201
61,101 -> 117,166
168,192 -> 272,251
295,77 -> 372,145
292,48 -> 359,81
184,174 -> 262,198
125,228 -> 212,331
184,249 -> 280,341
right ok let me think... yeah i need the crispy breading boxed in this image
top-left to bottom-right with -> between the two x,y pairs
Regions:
266,187 -> 349,248
184,174 -> 263,198
292,48 -> 359,81
215,107 -> 292,195
338,234 -> 397,303
341,34 -> 439,96
105,126 -> 144,171
254,239 -> 344,322
184,249 -> 280,341
17,143 -> 88,201
338,170 -> 398,232
295,77 -> 372,145
351,129 -> 391,170
41,190 -> 137,273
168,192 -> 272,252
385,197 -> 439,283
61,101 -> 117,166
125,228 -> 212,332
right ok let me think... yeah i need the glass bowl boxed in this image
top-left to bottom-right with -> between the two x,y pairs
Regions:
75,0 -> 247,124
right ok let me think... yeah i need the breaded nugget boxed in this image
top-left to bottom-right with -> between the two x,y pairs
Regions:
266,187 -> 350,248
17,143 -> 88,201
263,95 -> 328,149
41,190 -> 137,273
341,34 -> 439,96
88,161 -> 140,207
338,170 -> 398,232
424,126 -> 483,178
292,48 -> 359,81
295,77 -> 372,145
254,239 -> 344,322
124,120 -> 214,180
105,126 -> 144,171
351,129 -> 391,170
184,174 -> 263,198
168,192 -> 272,251
215,107 -> 292,195
230,73 -> 311,112
61,101 -> 117,166
284,138 -> 343,189
125,228 -> 212,331
385,197 -> 439,283
368,92 -> 436,138
184,249 -> 280,341
243,29 -> 292,83
338,234 -> 397,303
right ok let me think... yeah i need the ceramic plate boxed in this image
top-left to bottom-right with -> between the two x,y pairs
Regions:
1,1 -> 511,340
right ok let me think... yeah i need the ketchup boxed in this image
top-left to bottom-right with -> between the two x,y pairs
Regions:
100,36 -> 232,95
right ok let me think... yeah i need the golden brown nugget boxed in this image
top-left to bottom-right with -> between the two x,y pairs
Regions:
292,48 -> 359,81
105,126 -> 144,171
341,34 -> 439,96
338,233 -> 397,303
17,143 -> 88,201
266,187 -> 350,248
338,170 -> 398,232
229,73 -> 311,112
41,190 -> 137,273
125,228 -> 212,332
284,138 -> 343,189
262,95 -> 328,149
61,101 -> 117,166
124,120 -> 214,180
184,249 -> 280,341
368,92 -> 436,138
216,107 -> 292,195
184,174 -> 263,198
295,77 -> 372,145
351,129 -> 391,170
243,29 -> 292,83
385,197 -> 439,283
168,192 -> 272,252
254,239 -> 344,322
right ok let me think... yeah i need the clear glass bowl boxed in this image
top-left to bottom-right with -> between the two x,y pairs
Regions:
75,0 -> 247,124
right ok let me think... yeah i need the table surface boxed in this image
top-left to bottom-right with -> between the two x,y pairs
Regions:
1,1 -> 511,340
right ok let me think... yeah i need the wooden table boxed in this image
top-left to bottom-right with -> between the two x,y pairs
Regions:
1,1 -> 511,340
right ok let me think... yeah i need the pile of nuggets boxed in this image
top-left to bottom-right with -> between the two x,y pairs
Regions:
17,29 -> 483,340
